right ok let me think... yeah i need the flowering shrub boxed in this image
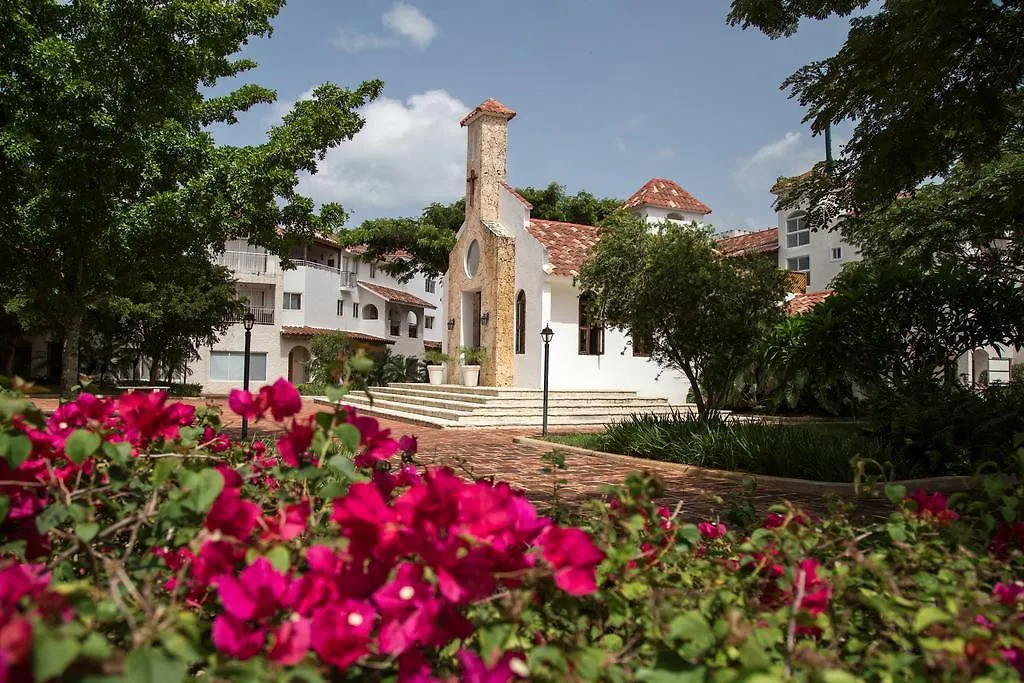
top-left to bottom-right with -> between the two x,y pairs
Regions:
1,378 -> 1024,681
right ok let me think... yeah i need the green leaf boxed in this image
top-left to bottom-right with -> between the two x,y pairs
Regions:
102,441 -> 133,466
181,468 -> 224,513
621,581 -> 650,600
913,606 -> 951,633
885,484 -> 907,506
0,494 -> 8,525
123,647 -> 186,683
637,652 -> 705,682
333,423 -> 362,453
265,545 -> 291,572
822,670 -> 864,683
65,429 -> 102,464
6,433 -> 32,468
886,519 -> 907,542
668,611 -> 715,658
76,522 -> 100,543
153,458 -> 177,488
572,647 -> 606,681
283,665 -> 326,683
33,629 -> 81,681
324,384 -> 347,404
158,631 -> 200,665
326,454 -> 357,480
81,632 -> 112,660
478,623 -> 514,659
677,523 -> 700,545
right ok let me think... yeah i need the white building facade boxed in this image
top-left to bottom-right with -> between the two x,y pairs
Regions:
442,99 -> 712,403
189,237 -> 444,395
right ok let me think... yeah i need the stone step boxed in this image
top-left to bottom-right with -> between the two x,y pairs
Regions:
313,398 -> 458,428
359,388 -> 674,411
386,383 -> 644,400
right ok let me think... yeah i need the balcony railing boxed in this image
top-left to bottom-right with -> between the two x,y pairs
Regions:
292,259 -> 340,274
340,271 -> 358,288
232,306 -> 275,326
217,250 -> 276,275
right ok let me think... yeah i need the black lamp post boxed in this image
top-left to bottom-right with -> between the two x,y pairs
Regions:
241,312 -> 256,440
540,325 -> 554,436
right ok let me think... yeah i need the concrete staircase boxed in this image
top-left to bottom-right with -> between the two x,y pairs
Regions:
315,383 -> 694,428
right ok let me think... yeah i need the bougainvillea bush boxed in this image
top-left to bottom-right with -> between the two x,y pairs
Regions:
2,379 -> 1024,681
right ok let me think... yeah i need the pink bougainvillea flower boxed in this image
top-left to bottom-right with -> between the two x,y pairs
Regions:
793,558 -> 831,636
259,378 -> 303,421
276,418 -> 314,467
228,389 -> 263,421
211,613 -> 266,660
993,582 -> 1024,606
201,426 -> 231,453
349,415 -> 400,467
331,483 -> 400,560
374,563 -> 442,655
205,487 -> 260,541
459,649 -> 530,683
116,391 -> 195,446
310,599 -> 377,670
990,521 -> 1024,559
398,435 -> 418,455
536,526 -> 605,596
268,615 -> 311,665
262,499 -> 310,542
216,557 -> 292,621
698,521 -> 728,539
1002,647 -> 1024,676
904,489 -> 959,524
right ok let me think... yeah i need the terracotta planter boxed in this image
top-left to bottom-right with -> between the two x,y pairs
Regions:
427,365 -> 445,385
460,365 -> 480,387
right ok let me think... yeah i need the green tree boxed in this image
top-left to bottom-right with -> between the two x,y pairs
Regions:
0,0 -> 382,391
306,331 -> 355,387
577,213 -> 789,420
728,0 -> 1024,217
517,182 -> 621,226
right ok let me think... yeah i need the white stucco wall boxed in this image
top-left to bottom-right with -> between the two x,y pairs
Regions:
636,206 -> 706,226
504,186 -> 546,389
540,281 -> 692,402
776,208 -> 860,291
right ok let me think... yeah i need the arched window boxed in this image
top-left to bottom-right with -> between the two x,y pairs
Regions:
666,212 -> 685,221
514,290 -> 526,354
407,311 -> 419,339
362,304 -> 379,320
786,211 -> 809,247
578,295 -> 604,356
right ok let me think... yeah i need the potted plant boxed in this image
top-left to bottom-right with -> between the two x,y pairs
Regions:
459,346 -> 489,387
423,350 -> 451,385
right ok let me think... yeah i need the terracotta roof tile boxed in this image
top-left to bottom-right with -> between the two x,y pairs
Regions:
358,281 -> 437,309
787,290 -> 834,315
622,178 -> 711,215
526,219 -> 601,278
716,228 -> 779,256
500,181 -> 533,210
459,99 -> 516,127
280,327 -> 394,344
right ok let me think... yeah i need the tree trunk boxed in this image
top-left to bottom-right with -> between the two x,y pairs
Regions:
149,352 -> 161,385
681,365 -> 707,422
60,312 -> 84,395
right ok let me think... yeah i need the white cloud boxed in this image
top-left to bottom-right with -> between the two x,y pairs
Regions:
296,90 -> 468,215
382,3 -> 436,49
733,131 -> 828,194
332,3 -> 436,53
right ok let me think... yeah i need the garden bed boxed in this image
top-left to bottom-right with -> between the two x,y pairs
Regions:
540,415 -> 919,483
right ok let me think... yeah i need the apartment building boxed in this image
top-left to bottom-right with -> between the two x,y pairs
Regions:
190,236 -> 444,395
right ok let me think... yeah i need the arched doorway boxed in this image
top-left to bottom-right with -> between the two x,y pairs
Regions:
288,346 -> 310,384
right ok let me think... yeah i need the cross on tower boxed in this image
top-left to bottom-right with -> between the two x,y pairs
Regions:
466,169 -> 478,207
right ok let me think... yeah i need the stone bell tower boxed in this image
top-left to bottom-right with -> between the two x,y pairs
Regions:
444,99 -> 518,386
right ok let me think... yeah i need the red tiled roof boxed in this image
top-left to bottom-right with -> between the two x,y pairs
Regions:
716,228 -> 779,256
622,178 -> 711,215
787,290 -> 834,315
500,181 -> 533,210
280,327 -> 394,344
357,281 -> 437,309
460,99 -> 516,127
526,219 -> 601,278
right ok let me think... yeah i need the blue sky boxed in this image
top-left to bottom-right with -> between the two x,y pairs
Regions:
211,1 -> 853,232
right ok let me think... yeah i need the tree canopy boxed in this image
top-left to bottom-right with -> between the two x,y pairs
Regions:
728,0 -> 1024,218
337,183 -> 621,281
577,214 -> 789,420
0,0 -> 382,391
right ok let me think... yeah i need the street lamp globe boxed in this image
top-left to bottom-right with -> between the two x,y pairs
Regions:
540,325 -> 554,344
242,312 -> 256,331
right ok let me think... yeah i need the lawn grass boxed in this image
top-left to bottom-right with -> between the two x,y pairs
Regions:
542,413 -> 910,483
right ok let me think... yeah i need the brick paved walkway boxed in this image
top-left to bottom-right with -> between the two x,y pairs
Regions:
30,396 -> 845,520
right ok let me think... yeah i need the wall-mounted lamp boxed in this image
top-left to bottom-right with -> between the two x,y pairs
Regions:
447,318 -> 455,331
480,312 -> 490,326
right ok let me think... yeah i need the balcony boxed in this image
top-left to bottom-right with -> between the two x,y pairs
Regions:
233,306 -> 275,326
340,271 -> 358,288
217,250 -> 277,276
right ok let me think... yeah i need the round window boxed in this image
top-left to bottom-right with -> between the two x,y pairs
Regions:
465,239 -> 481,278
